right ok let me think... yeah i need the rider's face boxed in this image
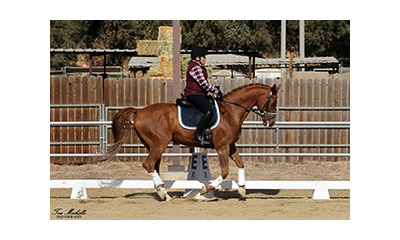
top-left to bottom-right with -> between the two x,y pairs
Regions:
200,55 -> 206,65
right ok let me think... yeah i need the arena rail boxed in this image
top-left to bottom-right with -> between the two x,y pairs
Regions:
50,179 -> 350,200
50,105 -> 350,162
50,153 -> 350,157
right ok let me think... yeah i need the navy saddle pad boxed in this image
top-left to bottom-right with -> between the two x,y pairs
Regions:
178,99 -> 220,130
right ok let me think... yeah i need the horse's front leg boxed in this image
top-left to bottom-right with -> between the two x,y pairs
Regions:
229,144 -> 246,198
201,146 -> 230,194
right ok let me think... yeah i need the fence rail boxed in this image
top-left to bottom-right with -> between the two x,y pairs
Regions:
50,120 -> 350,126
50,153 -> 350,157
50,104 -> 350,162
50,179 -> 350,200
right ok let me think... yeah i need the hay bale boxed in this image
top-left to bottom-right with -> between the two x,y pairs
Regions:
157,40 -> 173,56
139,26 -> 182,79
137,40 -> 158,56
158,26 -> 173,41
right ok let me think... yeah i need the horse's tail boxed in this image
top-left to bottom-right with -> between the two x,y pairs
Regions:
93,107 -> 138,163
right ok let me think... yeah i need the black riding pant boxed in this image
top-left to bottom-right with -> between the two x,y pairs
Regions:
187,95 -> 213,114
187,95 -> 214,136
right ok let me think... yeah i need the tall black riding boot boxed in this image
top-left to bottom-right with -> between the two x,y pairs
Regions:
194,111 -> 213,145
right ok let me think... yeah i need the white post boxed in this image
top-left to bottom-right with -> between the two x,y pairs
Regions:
299,20 -> 305,71
281,20 -> 286,78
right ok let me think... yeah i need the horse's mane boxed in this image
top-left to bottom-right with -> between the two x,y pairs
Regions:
224,83 -> 270,97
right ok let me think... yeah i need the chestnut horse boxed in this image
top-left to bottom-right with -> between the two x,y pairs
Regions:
97,83 -> 281,201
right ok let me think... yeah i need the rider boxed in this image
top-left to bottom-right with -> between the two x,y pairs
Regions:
184,47 -> 220,145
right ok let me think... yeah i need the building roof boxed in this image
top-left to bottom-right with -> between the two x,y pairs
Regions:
181,49 -> 259,55
126,54 -> 339,68
127,56 -> 158,68
258,56 -> 339,65
205,54 -> 339,66
51,49 -> 338,67
205,54 -> 252,66
50,48 -> 137,55
211,69 -> 246,78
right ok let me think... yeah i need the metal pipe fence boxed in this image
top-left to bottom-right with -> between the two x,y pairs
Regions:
50,105 -> 350,162
50,153 -> 350,158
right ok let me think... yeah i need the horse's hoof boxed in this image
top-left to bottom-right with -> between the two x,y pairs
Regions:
165,194 -> 172,202
156,186 -> 167,201
201,185 -> 215,195
201,185 -> 207,195
238,186 -> 246,198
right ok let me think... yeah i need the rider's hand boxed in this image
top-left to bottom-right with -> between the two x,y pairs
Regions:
215,85 -> 223,100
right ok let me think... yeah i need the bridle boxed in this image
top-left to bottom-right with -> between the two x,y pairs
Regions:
222,90 -> 278,125
259,90 -> 278,120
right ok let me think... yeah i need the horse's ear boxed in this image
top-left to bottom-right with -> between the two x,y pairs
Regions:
271,84 -> 281,94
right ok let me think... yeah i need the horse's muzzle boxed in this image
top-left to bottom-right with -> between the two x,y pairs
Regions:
261,112 -> 276,128
263,119 -> 275,128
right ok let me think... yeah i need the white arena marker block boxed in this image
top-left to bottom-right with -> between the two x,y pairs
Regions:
312,181 -> 330,200
70,181 -> 88,199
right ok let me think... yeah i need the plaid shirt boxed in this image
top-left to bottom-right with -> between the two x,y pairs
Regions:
189,64 -> 218,93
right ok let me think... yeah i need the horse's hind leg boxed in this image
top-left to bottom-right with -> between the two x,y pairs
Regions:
142,148 -> 172,201
135,128 -> 171,200
229,144 -> 246,198
154,158 -> 161,173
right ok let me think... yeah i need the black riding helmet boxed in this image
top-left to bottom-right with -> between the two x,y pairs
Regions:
191,47 -> 207,60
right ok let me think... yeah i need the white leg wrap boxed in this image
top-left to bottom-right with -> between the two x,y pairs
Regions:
149,170 -> 164,187
210,175 -> 224,188
238,168 -> 246,186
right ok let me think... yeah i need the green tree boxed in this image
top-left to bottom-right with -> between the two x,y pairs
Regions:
181,20 -> 281,57
285,20 -> 350,59
50,20 -> 90,70
50,20 -> 171,70
306,20 -> 350,59
50,20 -> 350,70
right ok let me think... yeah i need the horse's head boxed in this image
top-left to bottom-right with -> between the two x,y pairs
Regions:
257,84 -> 281,127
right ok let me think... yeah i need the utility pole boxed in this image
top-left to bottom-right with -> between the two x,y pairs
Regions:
169,20 -> 185,172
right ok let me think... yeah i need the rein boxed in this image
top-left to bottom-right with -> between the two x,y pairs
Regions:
221,90 -> 278,120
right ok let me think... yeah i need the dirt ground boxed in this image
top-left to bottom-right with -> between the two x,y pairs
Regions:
50,158 -> 350,181
50,159 -> 350,220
